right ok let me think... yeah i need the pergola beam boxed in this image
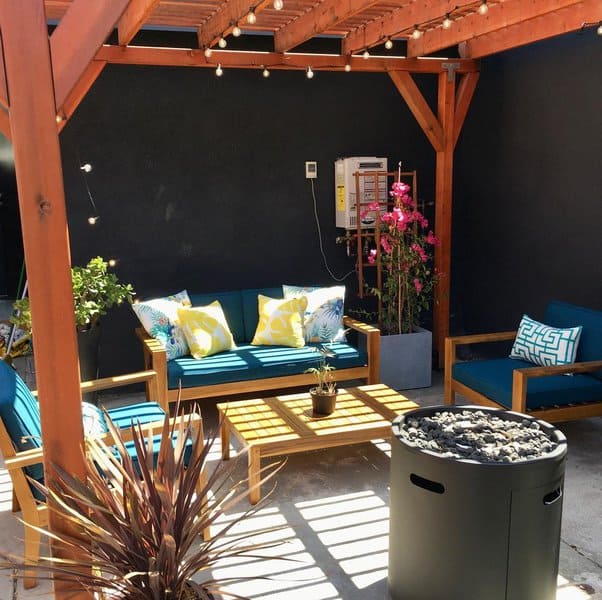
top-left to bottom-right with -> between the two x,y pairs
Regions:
118,0 -> 161,46
0,2 -> 85,599
342,0 -> 455,56
50,0 -> 130,108
461,0 -> 602,58
408,0 -> 585,58
453,72 -> 479,147
0,41 -> 7,109
0,107 -> 10,141
275,0 -> 381,53
96,44 -> 480,73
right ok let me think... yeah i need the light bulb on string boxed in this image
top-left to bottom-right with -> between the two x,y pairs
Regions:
273,0 -> 283,10
442,14 -> 452,29
108,259 -> 117,268
216,63 -> 223,77
344,62 -> 351,72
597,22 -> 602,35
204,47 -> 213,58
411,26 -> 422,40
88,216 -> 99,226
218,36 -> 227,48
80,163 -> 92,173
384,38 -> 393,50
478,0 -> 488,15
306,66 -> 314,79
247,8 -> 257,24
262,67 -> 270,78
362,49 -> 370,59
232,25 -> 241,37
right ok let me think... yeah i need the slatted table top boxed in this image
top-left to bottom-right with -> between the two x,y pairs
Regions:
216,384 -> 419,456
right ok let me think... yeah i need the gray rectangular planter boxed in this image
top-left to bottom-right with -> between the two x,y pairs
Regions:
379,327 -> 432,390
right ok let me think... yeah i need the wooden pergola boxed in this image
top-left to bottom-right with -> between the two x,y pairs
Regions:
0,1 -> 598,597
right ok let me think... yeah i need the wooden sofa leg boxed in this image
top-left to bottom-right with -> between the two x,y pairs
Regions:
23,523 -> 41,589
444,338 -> 455,405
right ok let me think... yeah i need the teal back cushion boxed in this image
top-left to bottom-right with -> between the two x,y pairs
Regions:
544,301 -> 602,381
241,287 -> 283,342
0,360 -> 44,482
188,291 -> 245,344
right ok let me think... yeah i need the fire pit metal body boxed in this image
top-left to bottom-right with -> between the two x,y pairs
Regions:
388,405 -> 567,600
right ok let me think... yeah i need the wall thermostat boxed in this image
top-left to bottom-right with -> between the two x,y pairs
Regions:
305,161 -> 318,179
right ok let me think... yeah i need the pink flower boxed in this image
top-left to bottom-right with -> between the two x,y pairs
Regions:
414,278 -> 423,293
391,182 -> 410,197
411,243 -> 428,262
367,249 -> 377,264
425,230 -> 440,246
381,236 -> 392,254
393,207 -> 404,222
360,201 -> 380,220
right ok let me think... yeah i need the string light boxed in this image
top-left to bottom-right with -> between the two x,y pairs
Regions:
218,36 -> 227,48
362,49 -> 370,59
204,47 -> 212,58
306,66 -> 314,79
442,13 -> 452,29
411,25 -> 422,39
216,63 -> 223,76
262,66 -> 270,78
247,8 -> 257,24
273,0 -> 283,10
80,163 -> 92,173
478,0 -> 488,15
232,25 -> 241,37
344,62 -> 351,72
598,22 -> 602,35
384,38 -> 393,50
87,216 -> 99,226
108,259 -> 117,267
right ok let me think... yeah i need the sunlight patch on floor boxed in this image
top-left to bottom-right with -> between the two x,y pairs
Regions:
0,467 -> 13,512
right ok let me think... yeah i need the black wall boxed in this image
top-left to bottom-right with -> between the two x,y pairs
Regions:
452,32 -> 602,339
60,57 -> 436,375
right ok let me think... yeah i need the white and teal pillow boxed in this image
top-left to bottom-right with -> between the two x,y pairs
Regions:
81,402 -> 108,436
510,314 -> 582,367
132,290 -> 191,360
282,285 -> 346,343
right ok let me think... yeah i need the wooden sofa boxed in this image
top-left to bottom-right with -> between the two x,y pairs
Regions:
445,301 -> 602,422
137,287 -> 380,411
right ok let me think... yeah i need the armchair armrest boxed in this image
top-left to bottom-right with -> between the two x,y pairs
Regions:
5,447 -> 45,471
135,327 -> 169,411
512,360 -> 602,414
343,316 -> 380,384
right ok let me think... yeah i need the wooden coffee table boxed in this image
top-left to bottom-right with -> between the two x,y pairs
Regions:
216,384 -> 419,504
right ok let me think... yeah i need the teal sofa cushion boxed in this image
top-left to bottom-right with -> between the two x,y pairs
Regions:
241,287 -> 283,342
544,301 -> 602,380
188,291 -> 245,344
167,342 -> 367,389
453,358 -> 602,410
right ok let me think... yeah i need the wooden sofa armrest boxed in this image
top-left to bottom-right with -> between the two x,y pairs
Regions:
5,447 -> 45,471
343,316 -> 380,384
512,360 -> 602,414
135,327 -> 169,411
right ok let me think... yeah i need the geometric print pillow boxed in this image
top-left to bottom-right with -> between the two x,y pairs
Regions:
177,301 -> 236,359
282,284 -> 346,343
131,290 -> 192,360
510,314 -> 582,367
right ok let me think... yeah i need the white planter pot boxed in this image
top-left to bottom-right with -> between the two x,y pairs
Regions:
379,327 -> 432,390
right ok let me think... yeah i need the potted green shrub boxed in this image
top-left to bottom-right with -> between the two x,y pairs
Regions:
306,346 -> 337,416
0,407 -> 281,599
11,256 -> 134,395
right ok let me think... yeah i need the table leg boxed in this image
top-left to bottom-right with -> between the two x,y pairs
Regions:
220,416 -> 230,460
248,446 -> 261,505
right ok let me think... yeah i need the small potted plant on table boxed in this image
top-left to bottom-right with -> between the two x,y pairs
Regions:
306,346 -> 337,416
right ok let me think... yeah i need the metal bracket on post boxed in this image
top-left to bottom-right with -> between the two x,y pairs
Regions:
442,62 -> 460,82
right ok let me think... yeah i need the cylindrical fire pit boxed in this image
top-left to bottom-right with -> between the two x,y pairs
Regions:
388,405 -> 567,600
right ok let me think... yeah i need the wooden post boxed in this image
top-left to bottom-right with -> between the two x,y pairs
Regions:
433,70 -> 456,368
0,2 -> 87,598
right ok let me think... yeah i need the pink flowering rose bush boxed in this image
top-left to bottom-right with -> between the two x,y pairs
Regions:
362,181 -> 439,335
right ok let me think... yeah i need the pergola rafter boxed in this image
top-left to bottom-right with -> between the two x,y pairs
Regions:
118,0 -> 162,46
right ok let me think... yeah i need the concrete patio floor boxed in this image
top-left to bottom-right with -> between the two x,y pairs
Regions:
0,373 -> 600,599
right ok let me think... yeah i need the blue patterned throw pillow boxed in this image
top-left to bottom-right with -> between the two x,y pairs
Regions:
132,290 -> 192,360
81,402 -> 108,436
510,314 -> 582,367
282,285 -> 346,343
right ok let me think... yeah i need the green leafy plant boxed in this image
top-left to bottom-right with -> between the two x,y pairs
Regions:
305,346 -> 337,394
0,407 -> 282,599
11,256 -> 134,334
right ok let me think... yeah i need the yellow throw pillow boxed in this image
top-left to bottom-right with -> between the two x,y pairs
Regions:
251,295 -> 308,348
177,301 -> 236,359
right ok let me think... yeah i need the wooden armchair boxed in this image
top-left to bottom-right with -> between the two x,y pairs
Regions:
0,360 -> 204,588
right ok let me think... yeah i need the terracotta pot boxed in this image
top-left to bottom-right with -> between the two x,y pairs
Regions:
310,388 -> 337,416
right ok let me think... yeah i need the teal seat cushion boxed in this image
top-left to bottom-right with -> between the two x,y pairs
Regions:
241,287 -> 283,342
167,342 -> 367,389
188,291 -> 245,344
544,301 -> 602,380
453,358 -> 602,410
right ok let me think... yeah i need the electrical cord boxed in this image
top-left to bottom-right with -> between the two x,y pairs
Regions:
310,178 -> 356,282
